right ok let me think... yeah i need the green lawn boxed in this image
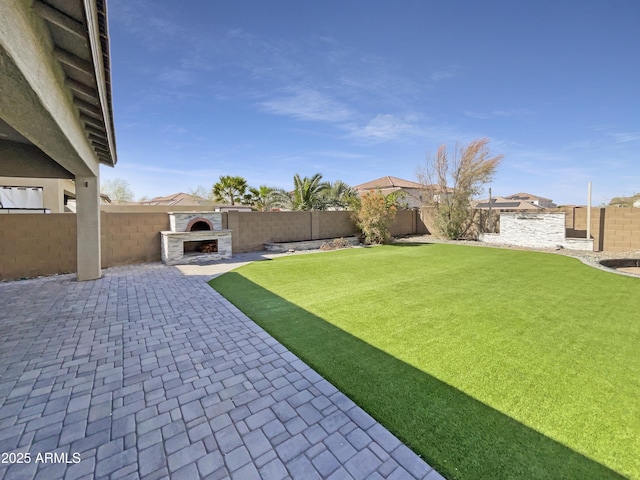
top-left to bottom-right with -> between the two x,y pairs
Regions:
209,244 -> 640,480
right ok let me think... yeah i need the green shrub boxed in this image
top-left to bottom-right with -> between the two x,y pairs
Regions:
354,191 -> 397,244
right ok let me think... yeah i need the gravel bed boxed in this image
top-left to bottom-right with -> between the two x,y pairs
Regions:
393,235 -> 640,277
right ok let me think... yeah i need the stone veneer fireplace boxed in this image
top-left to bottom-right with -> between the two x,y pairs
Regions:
161,212 -> 232,265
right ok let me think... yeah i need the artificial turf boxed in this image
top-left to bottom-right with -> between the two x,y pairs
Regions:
209,244 -> 640,479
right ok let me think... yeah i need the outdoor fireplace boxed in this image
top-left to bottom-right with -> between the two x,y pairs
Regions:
161,212 -> 232,265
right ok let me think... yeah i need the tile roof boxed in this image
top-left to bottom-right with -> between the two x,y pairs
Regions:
354,176 -> 424,190
505,192 -> 554,202
474,196 -> 543,210
145,192 -> 203,206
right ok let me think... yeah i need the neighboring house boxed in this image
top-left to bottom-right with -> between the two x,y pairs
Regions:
608,194 -> 640,208
473,195 -> 543,211
135,192 -> 252,212
66,193 -> 111,213
140,192 -> 205,207
354,176 -> 449,208
505,193 -> 557,208
0,177 -> 76,213
212,204 -> 252,212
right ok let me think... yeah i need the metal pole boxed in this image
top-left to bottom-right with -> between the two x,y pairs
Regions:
488,187 -> 492,233
587,182 -> 592,239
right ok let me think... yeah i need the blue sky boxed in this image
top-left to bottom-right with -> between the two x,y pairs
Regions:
102,0 -> 639,205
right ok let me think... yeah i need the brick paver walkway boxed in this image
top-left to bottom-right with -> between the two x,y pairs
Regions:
0,263 -> 444,479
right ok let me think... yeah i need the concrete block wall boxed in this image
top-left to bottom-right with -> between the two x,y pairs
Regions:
227,211 -> 355,253
316,211 -> 356,239
562,207 -> 640,252
3,207 -> 637,281
390,210 -> 416,237
100,212 -> 169,267
0,213 -> 76,280
565,207 -> 602,250
598,208 -> 640,252
1,209 -> 422,280
417,208 -> 435,235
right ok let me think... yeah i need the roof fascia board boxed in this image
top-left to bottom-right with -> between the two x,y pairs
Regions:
83,0 -> 116,166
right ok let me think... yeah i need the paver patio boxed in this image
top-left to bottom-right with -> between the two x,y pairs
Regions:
0,262 -> 444,479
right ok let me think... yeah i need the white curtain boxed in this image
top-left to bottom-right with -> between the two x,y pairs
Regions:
0,187 -> 44,208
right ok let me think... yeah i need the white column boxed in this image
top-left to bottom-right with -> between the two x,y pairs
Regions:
75,175 -> 101,280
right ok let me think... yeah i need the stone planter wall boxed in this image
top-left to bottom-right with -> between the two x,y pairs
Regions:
479,212 -> 594,251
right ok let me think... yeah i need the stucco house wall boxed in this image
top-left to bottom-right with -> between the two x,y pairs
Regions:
0,177 -> 75,212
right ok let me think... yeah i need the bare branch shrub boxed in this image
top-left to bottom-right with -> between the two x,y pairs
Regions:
319,238 -> 351,251
101,178 -> 134,204
417,138 -> 503,239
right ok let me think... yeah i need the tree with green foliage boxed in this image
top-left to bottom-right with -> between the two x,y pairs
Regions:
354,190 -> 397,244
243,185 -> 276,211
321,180 -> 359,210
212,175 -> 248,205
272,173 -> 330,211
417,138 -> 503,239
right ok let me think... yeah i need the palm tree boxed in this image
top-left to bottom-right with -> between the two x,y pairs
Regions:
243,185 -> 275,211
212,175 -> 248,205
273,173 -> 330,211
321,180 -> 358,210
293,173 -> 330,211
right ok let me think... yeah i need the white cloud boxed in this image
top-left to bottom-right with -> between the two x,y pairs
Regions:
110,0 -> 191,50
163,124 -> 188,135
112,163 -> 220,177
311,150 -> 368,159
430,69 -> 458,81
609,132 -> 640,143
347,114 -> 418,142
259,86 -> 354,123
158,69 -> 196,88
464,109 -> 532,120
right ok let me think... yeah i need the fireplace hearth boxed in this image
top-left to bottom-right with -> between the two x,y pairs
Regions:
161,212 -> 232,265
